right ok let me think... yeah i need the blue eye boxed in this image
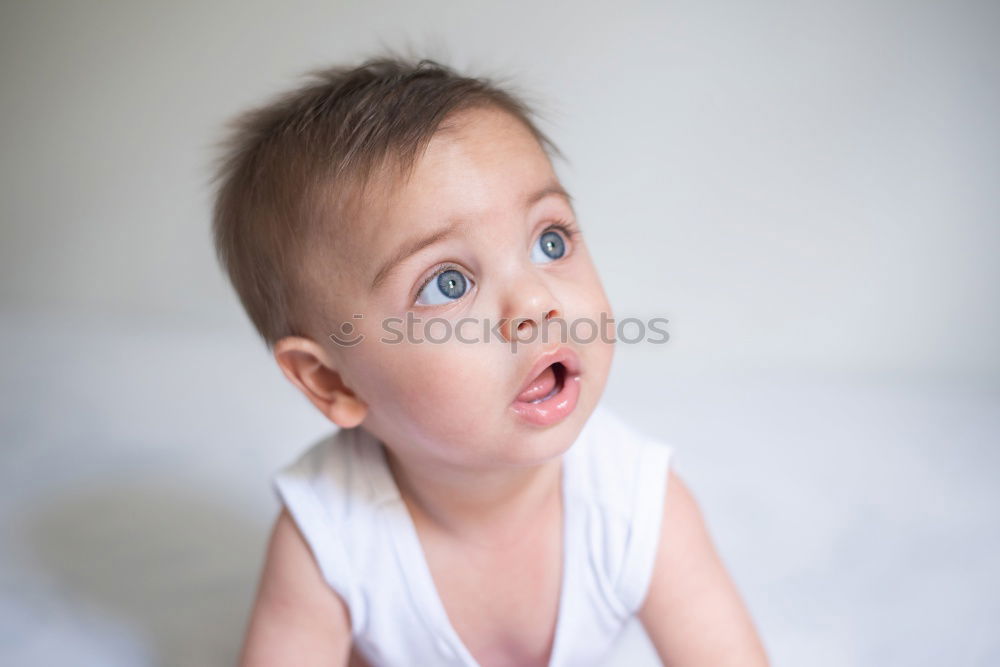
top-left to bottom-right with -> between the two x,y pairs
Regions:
532,229 -> 566,263
416,268 -> 471,305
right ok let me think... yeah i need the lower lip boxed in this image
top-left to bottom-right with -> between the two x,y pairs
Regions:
510,370 -> 581,427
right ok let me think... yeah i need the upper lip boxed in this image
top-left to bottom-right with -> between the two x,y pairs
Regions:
514,346 -> 582,402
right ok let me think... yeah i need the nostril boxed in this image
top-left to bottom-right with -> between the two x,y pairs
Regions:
508,310 -> 558,340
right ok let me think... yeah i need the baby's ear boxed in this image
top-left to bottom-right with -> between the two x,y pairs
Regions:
272,336 -> 368,428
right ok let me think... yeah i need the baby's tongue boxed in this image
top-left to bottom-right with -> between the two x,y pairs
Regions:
516,364 -> 557,402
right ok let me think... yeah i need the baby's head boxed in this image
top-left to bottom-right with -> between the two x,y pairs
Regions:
212,55 -> 615,469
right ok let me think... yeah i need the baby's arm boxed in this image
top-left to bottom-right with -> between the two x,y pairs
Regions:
638,470 -> 769,666
239,507 -> 354,666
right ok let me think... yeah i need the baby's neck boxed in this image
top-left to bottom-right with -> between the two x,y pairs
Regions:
383,445 -> 564,550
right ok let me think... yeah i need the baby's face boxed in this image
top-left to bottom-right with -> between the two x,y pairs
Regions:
313,106 -> 614,468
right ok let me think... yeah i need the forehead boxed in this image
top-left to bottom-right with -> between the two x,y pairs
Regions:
343,107 -> 560,261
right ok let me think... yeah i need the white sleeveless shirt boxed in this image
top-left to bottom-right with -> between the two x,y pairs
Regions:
272,404 -> 674,666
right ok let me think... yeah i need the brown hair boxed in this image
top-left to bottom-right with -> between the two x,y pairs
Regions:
210,53 -> 565,350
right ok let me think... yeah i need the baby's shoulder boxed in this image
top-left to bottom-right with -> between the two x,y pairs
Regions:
271,426 -> 386,529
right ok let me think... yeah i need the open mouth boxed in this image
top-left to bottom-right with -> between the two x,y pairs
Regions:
511,348 -> 581,427
515,362 -> 567,404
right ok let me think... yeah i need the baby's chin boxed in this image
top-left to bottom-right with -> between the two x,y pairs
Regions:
474,387 -> 603,469
366,397 -> 591,472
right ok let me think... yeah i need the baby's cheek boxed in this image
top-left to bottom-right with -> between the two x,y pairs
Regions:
582,273 -> 613,316
407,338 -> 486,393
558,276 -> 615,384
385,338 -> 493,412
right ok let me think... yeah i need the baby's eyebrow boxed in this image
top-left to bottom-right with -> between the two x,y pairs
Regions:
527,182 -> 573,208
370,218 -> 467,291
368,181 -> 573,291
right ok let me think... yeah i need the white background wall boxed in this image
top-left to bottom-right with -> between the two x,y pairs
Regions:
2,0 -> 998,378
2,2 -> 998,665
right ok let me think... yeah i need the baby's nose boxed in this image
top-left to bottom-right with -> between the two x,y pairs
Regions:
495,267 -> 565,343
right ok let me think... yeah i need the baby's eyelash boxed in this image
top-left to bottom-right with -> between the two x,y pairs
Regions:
413,262 -> 465,304
543,220 -> 579,242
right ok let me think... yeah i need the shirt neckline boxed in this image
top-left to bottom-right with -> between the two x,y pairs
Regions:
356,421 -> 593,666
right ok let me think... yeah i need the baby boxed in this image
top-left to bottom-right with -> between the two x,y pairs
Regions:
212,55 -> 768,666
